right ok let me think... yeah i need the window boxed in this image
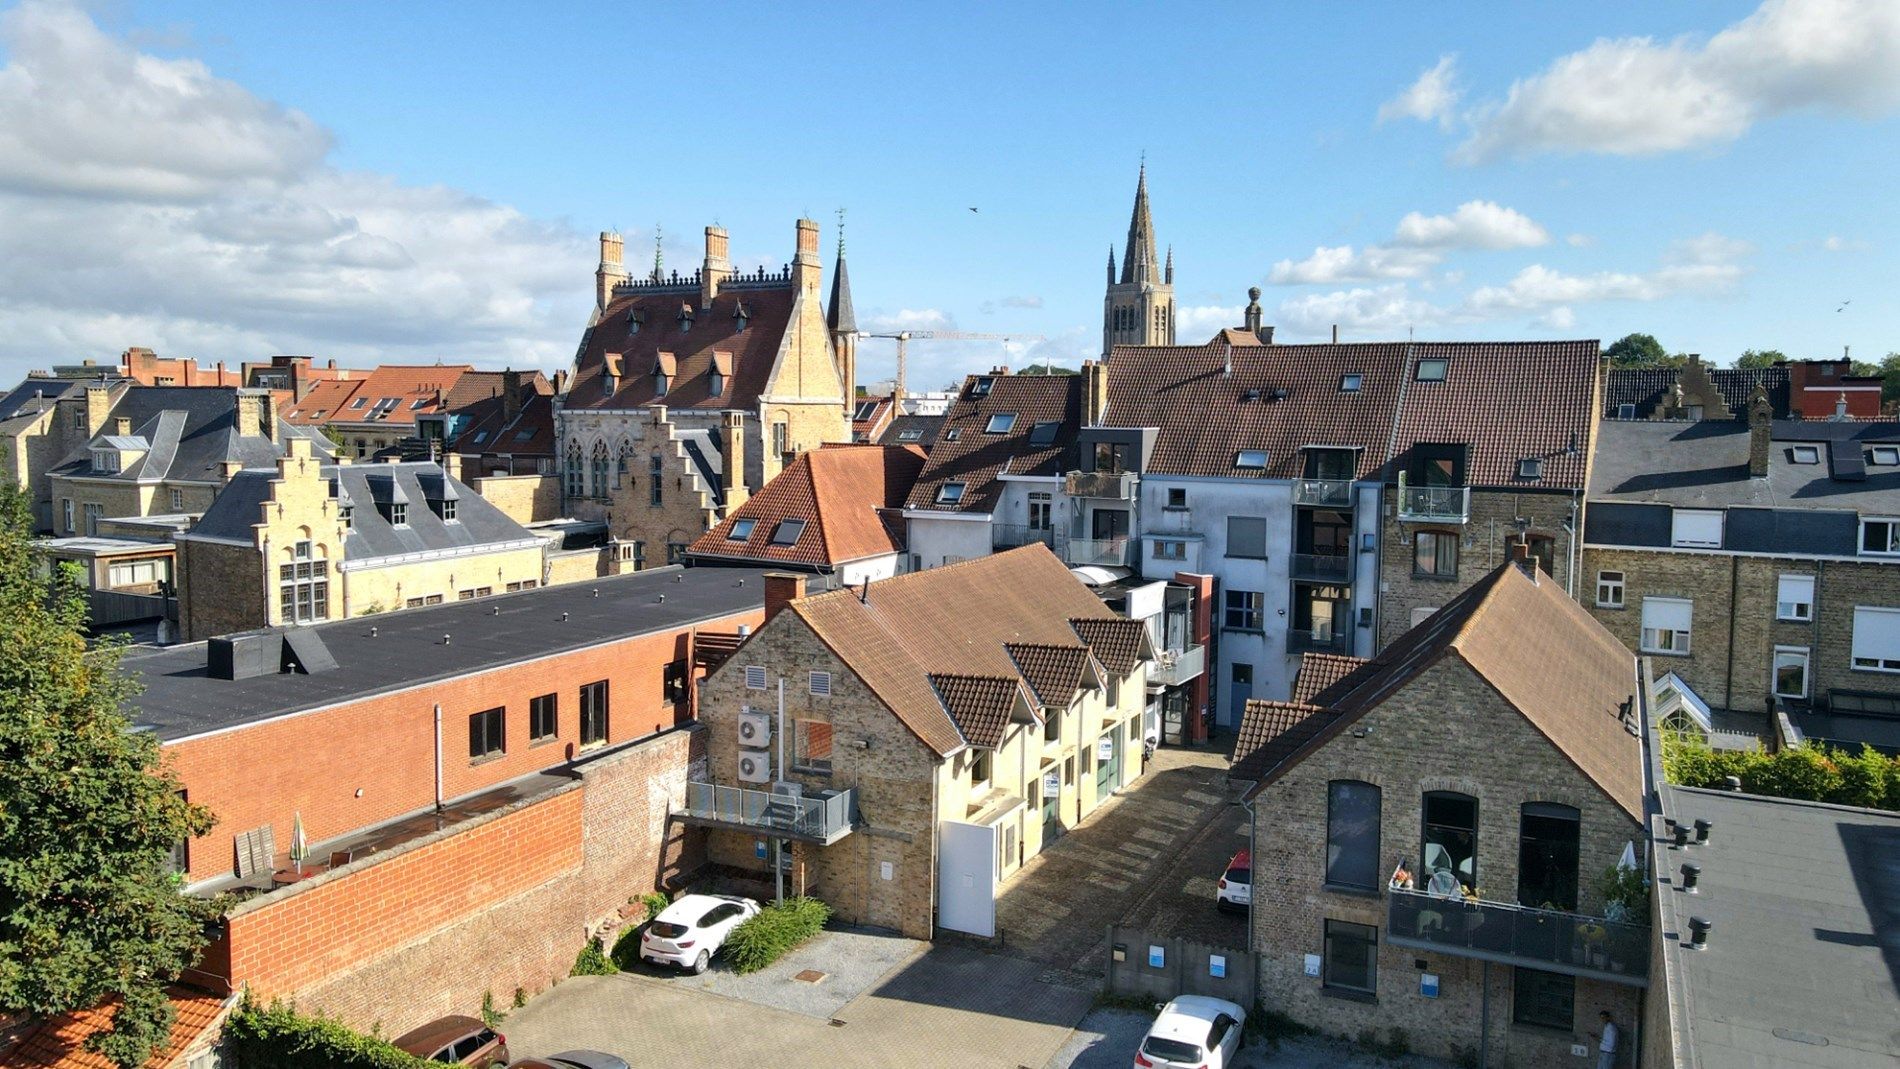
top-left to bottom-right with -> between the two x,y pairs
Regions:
1028,420 -> 1061,446
809,670 -> 832,696
771,421 -> 789,457
1670,509 -> 1723,548
91,449 -> 119,474
1872,446 -> 1900,466
340,505 -> 353,529
1154,539 -> 1187,561
1227,516 -> 1267,559
82,503 -> 101,536
663,660 -> 689,703
745,665 -> 767,690
1224,589 -> 1264,631
529,693 -> 557,741
1421,791 -> 1477,892
770,519 -> 806,546
985,413 -> 1017,434
351,396 -> 369,409
1517,802 -> 1580,910
579,680 -> 609,745
1861,518 -> 1900,555
71,408 -> 84,429
506,579 -> 537,592
970,749 -> 992,787
107,559 -> 166,587
1851,606 -> 1900,672
468,708 -> 505,761
1339,373 -> 1363,392
1616,403 -> 1637,420
649,454 -> 663,507
1234,449 -> 1268,470
793,718 -> 833,773
565,443 -> 584,498
1596,570 -> 1625,609
277,550 -> 330,624
1322,920 -> 1377,994
936,482 -> 966,505
1325,781 -> 1381,891
1513,968 -> 1575,1031
1777,574 -> 1814,621
708,371 -> 725,397
1773,646 -> 1810,699
439,497 -> 457,522
728,518 -> 756,541
897,428 -> 923,442
389,503 -> 408,527
667,541 -> 686,564
1641,597 -> 1693,654
970,376 -> 994,397
169,488 -> 183,511
61,499 -> 73,534
1790,445 -> 1821,464
1165,487 -> 1187,509
1028,491 -> 1052,531
1517,458 -> 1543,480
943,428 -> 961,442
1415,358 -> 1448,382
1413,531 -> 1457,578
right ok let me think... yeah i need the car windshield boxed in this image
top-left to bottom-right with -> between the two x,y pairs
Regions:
650,921 -> 689,938
1226,867 -> 1251,884
1141,1036 -> 1203,1063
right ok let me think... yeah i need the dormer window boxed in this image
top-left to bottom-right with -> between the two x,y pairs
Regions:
1340,373 -> 1363,392
1517,458 -> 1543,480
728,518 -> 756,541
734,303 -> 750,333
654,373 -> 669,397
937,482 -> 966,505
1415,358 -> 1448,382
971,377 -> 994,398
770,519 -> 806,546
92,449 -> 119,473
985,413 -> 1017,434
708,372 -> 724,398
340,505 -> 353,529
1235,450 -> 1268,470
389,502 -> 408,527
1790,445 -> 1821,465
437,498 -> 458,522
709,351 -> 731,399
678,304 -> 694,332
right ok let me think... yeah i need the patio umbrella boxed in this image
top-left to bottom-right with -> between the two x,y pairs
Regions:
1617,841 -> 1638,871
290,812 -> 308,870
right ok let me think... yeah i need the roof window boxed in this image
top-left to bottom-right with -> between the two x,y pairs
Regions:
728,518 -> 756,541
1235,450 -> 1268,470
1028,420 -> 1061,447
411,398 -> 429,410
986,413 -> 1017,434
897,429 -> 924,442
1415,358 -> 1448,382
936,482 -> 966,505
854,401 -> 880,421
1517,457 -> 1543,480
970,377 -> 994,398
1790,445 -> 1821,465
350,396 -> 369,409
770,519 -> 806,546
1340,373 -> 1363,393
1871,446 -> 1900,466
944,428 -> 962,442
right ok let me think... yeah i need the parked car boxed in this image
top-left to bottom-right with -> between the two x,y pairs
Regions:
506,1053 -> 629,1069
639,893 -> 762,973
1215,849 -> 1250,913
391,1015 -> 508,1066
1134,996 -> 1247,1069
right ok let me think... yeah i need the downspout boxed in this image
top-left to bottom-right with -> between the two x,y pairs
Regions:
1567,489 -> 1581,599
1723,554 -> 1739,709
433,703 -> 443,810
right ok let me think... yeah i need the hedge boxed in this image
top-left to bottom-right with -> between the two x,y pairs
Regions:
722,897 -> 832,975
571,937 -> 616,976
222,999 -> 431,1069
1662,730 -> 1900,812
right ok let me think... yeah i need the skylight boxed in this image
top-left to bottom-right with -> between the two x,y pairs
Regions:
986,413 -> 1017,434
937,482 -> 966,504
898,429 -> 924,442
1340,374 -> 1363,393
944,428 -> 962,442
971,377 -> 994,397
1415,359 -> 1448,382
350,396 -> 369,409
854,401 -> 880,421
1790,445 -> 1821,464
1518,457 -> 1543,480
1872,446 -> 1900,466
1235,450 -> 1268,469
411,398 -> 429,410
728,518 -> 756,541
1028,420 -> 1061,446
770,519 -> 806,545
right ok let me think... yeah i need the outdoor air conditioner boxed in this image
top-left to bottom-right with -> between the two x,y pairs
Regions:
737,749 -> 772,784
738,711 -> 772,747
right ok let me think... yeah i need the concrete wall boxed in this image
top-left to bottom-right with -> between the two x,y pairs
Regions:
905,513 -> 994,570
468,473 -> 561,525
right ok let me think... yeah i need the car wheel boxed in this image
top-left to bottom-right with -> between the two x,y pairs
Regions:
690,950 -> 710,974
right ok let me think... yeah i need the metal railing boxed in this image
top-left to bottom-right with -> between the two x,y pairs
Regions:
1398,485 -> 1471,523
1290,552 -> 1352,582
1149,644 -> 1206,687
677,783 -> 858,844
1064,536 -> 1133,567
1064,471 -> 1137,501
1387,887 -> 1650,986
1287,628 -> 1353,655
992,523 -> 1057,550
1293,479 -> 1353,508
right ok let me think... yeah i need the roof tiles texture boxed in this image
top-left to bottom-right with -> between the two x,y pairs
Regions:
690,444 -> 925,567
568,286 -> 795,411
0,989 -> 228,1069
1389,341 -> 1599,489
928,673 -> 1024,750
1604,365 -> 1789,419
1230,700 -> 1331,783
324,365 -> 472,428
1290,653 -> 1369,704
1004,642 -> 1095,708
905,375 -> 1081,513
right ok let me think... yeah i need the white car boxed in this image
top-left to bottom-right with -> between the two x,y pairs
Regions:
1215,849 -> 1251,913
639,894 -> 760,973
1134,995 -> 1247,1069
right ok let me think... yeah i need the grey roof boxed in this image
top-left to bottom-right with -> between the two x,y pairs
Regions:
123,565 -> 774,740
0,378 -> 78,422
879,413 -> 944,450
826,250 -> 855,334
1605,365 -> 1790,419
1655,786 -> 1900,1068
1588,419 -> 1900,513
676,428 -> 724,507
48,386 -> 330,484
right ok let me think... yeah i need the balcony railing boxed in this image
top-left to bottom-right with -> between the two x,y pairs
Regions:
1064,536 -> 1133,567
1287,627 -> 1353,655
1387,887 -> 1649,987
1398,485 -> 1471,523
1149,643 -> 1205,687
1293,479 -> 1353,508
675,783 -> 858,845
1290,552 -> 1352,582
992,523 -> 1056,551
1064,470 -> 1137,501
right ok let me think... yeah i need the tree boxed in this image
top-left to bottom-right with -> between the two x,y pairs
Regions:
0,481 -> 219,1068
1736,349 -> 1787,369
1873,353 -> 1900,406
1603,333 -> 1673,367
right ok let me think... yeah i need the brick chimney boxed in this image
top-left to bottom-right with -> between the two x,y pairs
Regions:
1509,539 -> 1538,582
596,230 -> 628,311
1748,384 -> 1773,477
502,368 -> 523,424
791,218 -> 822,295
764,572 -> 806,623
82,382 -> 113,436
722,411 -> 749,511
234,388 -> 274,441
702,226 -> 731,307
1082,359 -> 1108,426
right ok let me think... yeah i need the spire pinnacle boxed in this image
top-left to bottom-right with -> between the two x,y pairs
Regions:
1165,244 -> 1174,285
1120,162 -> 1158,286
836,206 -> 846,258
651,224 -> 664,283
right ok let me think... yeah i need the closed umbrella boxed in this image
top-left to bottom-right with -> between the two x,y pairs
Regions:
290,812 -> 308,871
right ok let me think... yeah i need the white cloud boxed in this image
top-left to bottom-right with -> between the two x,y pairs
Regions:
1453,0 -> 1900,162
1463,256 -> 1745,317
1537,306 -> 1578,330
0,2 -> 593,381
1269,200 -> 1549,285
1666,231 -> 1755,265
1378,55 -> 1461,128
1566,233 -> 1594,247
1174,305 -> 1243,340
1273,285 -> 1450,338
1267,244 -> 1441,284
979,294 -> 1044,314
1392,200 -> 1549,249
1820,234 -> 1868,251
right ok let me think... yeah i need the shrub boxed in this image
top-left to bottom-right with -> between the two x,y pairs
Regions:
722,897 -> 831,975
1248,1006 -> 1314,1046
571,937 -> 616,976
609,922 -> 646,972
223,998 -> 431,1069
478,990 -> 503,1029
1662,730 -> 1897,811
640,891 -> 671,922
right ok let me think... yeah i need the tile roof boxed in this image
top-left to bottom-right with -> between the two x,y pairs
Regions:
0,988 -> 229,1069
904,374 -> 1082,513
1239,562 -> 1643,820
1103,341 -> 1410,479
1388,340 -> 1600,489
1229,700 -> 1330,783
1065,617 -> 1148,676
567,283 -> 798,411
1290,653 -> 1368,704
690,444 -> 925,567
1604,364 -> 1789,419
280,377 -> 363,425
446,373 -> 556,457
788,545 -> 1132,756
851,395 -> 894,442
929,673 -> 1026,749
878,413 -> 945,451
322,365 -> 471,428
1004,642 -> 1096,708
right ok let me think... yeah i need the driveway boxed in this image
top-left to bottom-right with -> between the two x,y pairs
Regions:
1047,1008 -> 1457,1069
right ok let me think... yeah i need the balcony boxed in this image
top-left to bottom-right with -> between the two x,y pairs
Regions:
1397,485 -> 1471,523
1387,887 -> 1649,987
1064,536 -> 1133,568
1293,479 -> 1354,508
1149,643 -> 1205,688
1290,552 -> 1352,582
674,783 -> 859,845
993,523 -> 1056,551
1064,470 -> 1137,501
1287,627 -> 1352,655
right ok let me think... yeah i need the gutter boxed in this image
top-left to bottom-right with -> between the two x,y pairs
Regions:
433,702 -> 444,810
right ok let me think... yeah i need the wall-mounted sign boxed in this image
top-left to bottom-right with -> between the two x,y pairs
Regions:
1097,736 -> 1115,761
1420,973 -> 1440,998
1303,953 -> 1322,978
755,839 -> 768,860
1043,772 -> 1062,796
1148,945 -> 1166,969
1209,954 -> 1227,979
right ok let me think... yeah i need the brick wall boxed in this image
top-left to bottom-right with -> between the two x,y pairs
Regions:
1380,490 -> 1581,648
467,473 -> 561,525
176,538 -> 265,642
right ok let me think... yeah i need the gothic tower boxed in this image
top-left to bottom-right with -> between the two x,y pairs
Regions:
827,222 -> 857,411
1102,164 -> 1175,356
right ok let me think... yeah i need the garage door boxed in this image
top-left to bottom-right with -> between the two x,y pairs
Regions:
937,820 -> 998,937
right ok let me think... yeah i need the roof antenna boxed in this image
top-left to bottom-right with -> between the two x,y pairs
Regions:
858,576 -> 871,604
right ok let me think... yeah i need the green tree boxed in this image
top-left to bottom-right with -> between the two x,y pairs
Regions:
1874,353 -> 1900,406
1602,333 -> 1682,368
1735,349 -> 1787,369
0,481 -> 219,1068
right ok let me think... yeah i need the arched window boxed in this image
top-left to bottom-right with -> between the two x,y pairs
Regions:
1518,802 -> 1580,910
591,441 -> 610,499
564,440 -> 584,498
616,440 -> 634,489
1421,791 -> 1478,893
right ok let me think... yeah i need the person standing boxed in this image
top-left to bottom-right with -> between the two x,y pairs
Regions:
1597,1009 -> 1620,1069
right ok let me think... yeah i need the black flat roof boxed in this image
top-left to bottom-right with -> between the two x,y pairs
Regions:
126,565 -> 771,741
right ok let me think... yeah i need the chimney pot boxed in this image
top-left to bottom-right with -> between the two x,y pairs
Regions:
1680,861 -> 1701,893
1688,916 -> 1712,950
1692,817 -> 1712,844
1672,822 -> 1691,848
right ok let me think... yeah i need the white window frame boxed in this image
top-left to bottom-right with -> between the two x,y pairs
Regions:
1776,574 -> 1814,622
1596,570 -> 1625,609
985,413 -> 1017,434
1851,606 -> 1900,673
1640,597 -> 1693,655
1616,403 -> 1636,420
1234,449 -> 1268,469
1860,517 -> 1900,556
936,482 -> 966,505
1415,358 -> 1448,382
1517,457 -> 1543,480
1872,446 -> 1900,466
1670,509 -> 1724,549
1772,646 -> 1810,700
744,665 -> 768,690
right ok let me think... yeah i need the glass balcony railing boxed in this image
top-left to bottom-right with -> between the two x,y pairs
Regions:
1293,479 -> 1354,508
1398,485 -> 1471,523
992,523 -> 1056,550
675,783 -> 858,845
1386,886 -> 1650,987
1290,552 -> 1352,582
1149,643 -> 1205,687
1064,536 -> 1133,567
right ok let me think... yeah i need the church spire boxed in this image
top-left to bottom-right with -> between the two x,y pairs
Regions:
1165,245 -> 1174,285
1107,244 -> 1117,286
827,212 -> 855,335
1120,162 -> 1158,286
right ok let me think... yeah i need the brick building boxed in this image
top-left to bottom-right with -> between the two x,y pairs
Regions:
685,546 -> 1152,939
124,566 -> 769,1032
1232,559 -> 1647,1068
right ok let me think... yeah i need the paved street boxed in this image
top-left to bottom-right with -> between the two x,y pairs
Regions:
1047,1008 -> 1457,1069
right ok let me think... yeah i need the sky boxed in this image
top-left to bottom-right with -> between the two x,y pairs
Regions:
0,0 -> 1895,389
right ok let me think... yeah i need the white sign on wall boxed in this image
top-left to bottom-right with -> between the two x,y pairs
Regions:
1303,953 -> 1322,978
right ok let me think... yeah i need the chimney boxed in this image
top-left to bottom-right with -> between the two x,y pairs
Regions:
722,411 -> 749,510
763,572 -> 806,623
1242,287 -> 1263,335
702,226 -> 731,307
554,369 -> 569,396
596,230 -> 628,310
113,417 -> 131,435
1509,539 -> 1537,581
1747,384 -> 1772,477
1331,324 -> 1339,344
502,367 -> 523,424
791,218 -> 822,294
1260,325 -> 1274,344
83,382 -> 113,435
234,389 -> 269,440
1081,360 -> 1108,426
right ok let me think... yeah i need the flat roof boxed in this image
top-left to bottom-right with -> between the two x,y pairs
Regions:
125,565 -> 771,742
1656,785 -> 1900,1068
34,536 -> 175,558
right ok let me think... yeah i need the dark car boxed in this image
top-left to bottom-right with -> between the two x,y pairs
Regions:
392,1014 -> 508,1066
507,1053 -> 630,1069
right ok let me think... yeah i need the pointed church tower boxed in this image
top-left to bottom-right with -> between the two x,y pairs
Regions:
827,220 -> 857,411
1102,164 -> 1175,356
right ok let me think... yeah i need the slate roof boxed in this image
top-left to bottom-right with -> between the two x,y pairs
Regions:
690,444 -> 924,568
1290,652 -> 1368,704
446,374 -> 556,457
928,673 -> 1027,749
0,378 -> 77,423
1587,418 -> 1900,513
1388,340 -> 1600,490
1604,364 -> 1789,419
0,987 -> 230,1069
827,251 -> 855,335
879,413 -> 945,451
567,281 -> 798,411
48,388 -> 331,485
1238,562 -> 1643,820
904,374 -> 1082,513
787,545 -> 1138,756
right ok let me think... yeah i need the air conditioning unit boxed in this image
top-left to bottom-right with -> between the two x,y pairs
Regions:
738,711 -> 772,747
737,749 -> 772,784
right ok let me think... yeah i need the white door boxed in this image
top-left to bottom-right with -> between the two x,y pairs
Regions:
937,820 -> 998,937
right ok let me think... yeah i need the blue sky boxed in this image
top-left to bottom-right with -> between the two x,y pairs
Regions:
0,0 -> 1894,387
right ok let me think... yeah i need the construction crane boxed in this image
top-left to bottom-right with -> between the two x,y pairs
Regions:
856,330 -> 1047,398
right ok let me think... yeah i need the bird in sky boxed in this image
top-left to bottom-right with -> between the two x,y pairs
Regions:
1839,299 -> 1852,312
969,207 -> 979,213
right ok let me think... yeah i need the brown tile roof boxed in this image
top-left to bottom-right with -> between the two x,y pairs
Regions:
1004,642 -> 1096,708
851,395 -> 895,442
280,377 -> 363,425
0,989 -> 230,1069
1239,562 -> 1642,820
568,283 -> 799,411
905,374 -> 1081,513
1230,700 -> 1331,783
1290,653 -> 1368,704
929,673 -> 1026,749
1388,341 -> 1600,489
1103,341 -> 1411,479
879,413 -> 945,451
445,373 -> 556,458
789,545 -> 1127,756
690,444 -> 926,567
1066,617 -> 1149,676
319,364 -> 473,429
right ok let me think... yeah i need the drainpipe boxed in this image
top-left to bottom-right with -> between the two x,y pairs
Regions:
433,703 -> 444,810
1723,555 -> 1740,709
1567,490 -> 1581,599
1240,795 -> 1257,952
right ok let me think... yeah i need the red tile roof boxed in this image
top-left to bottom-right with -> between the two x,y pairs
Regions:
0,989 -> 231,1069
905,374 -> 1081,513
446,372 -> 556,458
852,395 -> 895,442
1230,700 -> 1331,783
929,673 -> 1028,749
324,364 -> 473,429
1066,617 -> 1149,677
1004,642 -> 1096,708
690,444 -> 926,567
280,377 -> 363,425
1290,653 -> 1368,704
568,283 -> 798,411
1390,341 -> 1600,489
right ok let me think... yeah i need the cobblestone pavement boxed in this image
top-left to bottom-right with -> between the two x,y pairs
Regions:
992,743 -> 1249,975
1047,1008 -> 1456,1069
